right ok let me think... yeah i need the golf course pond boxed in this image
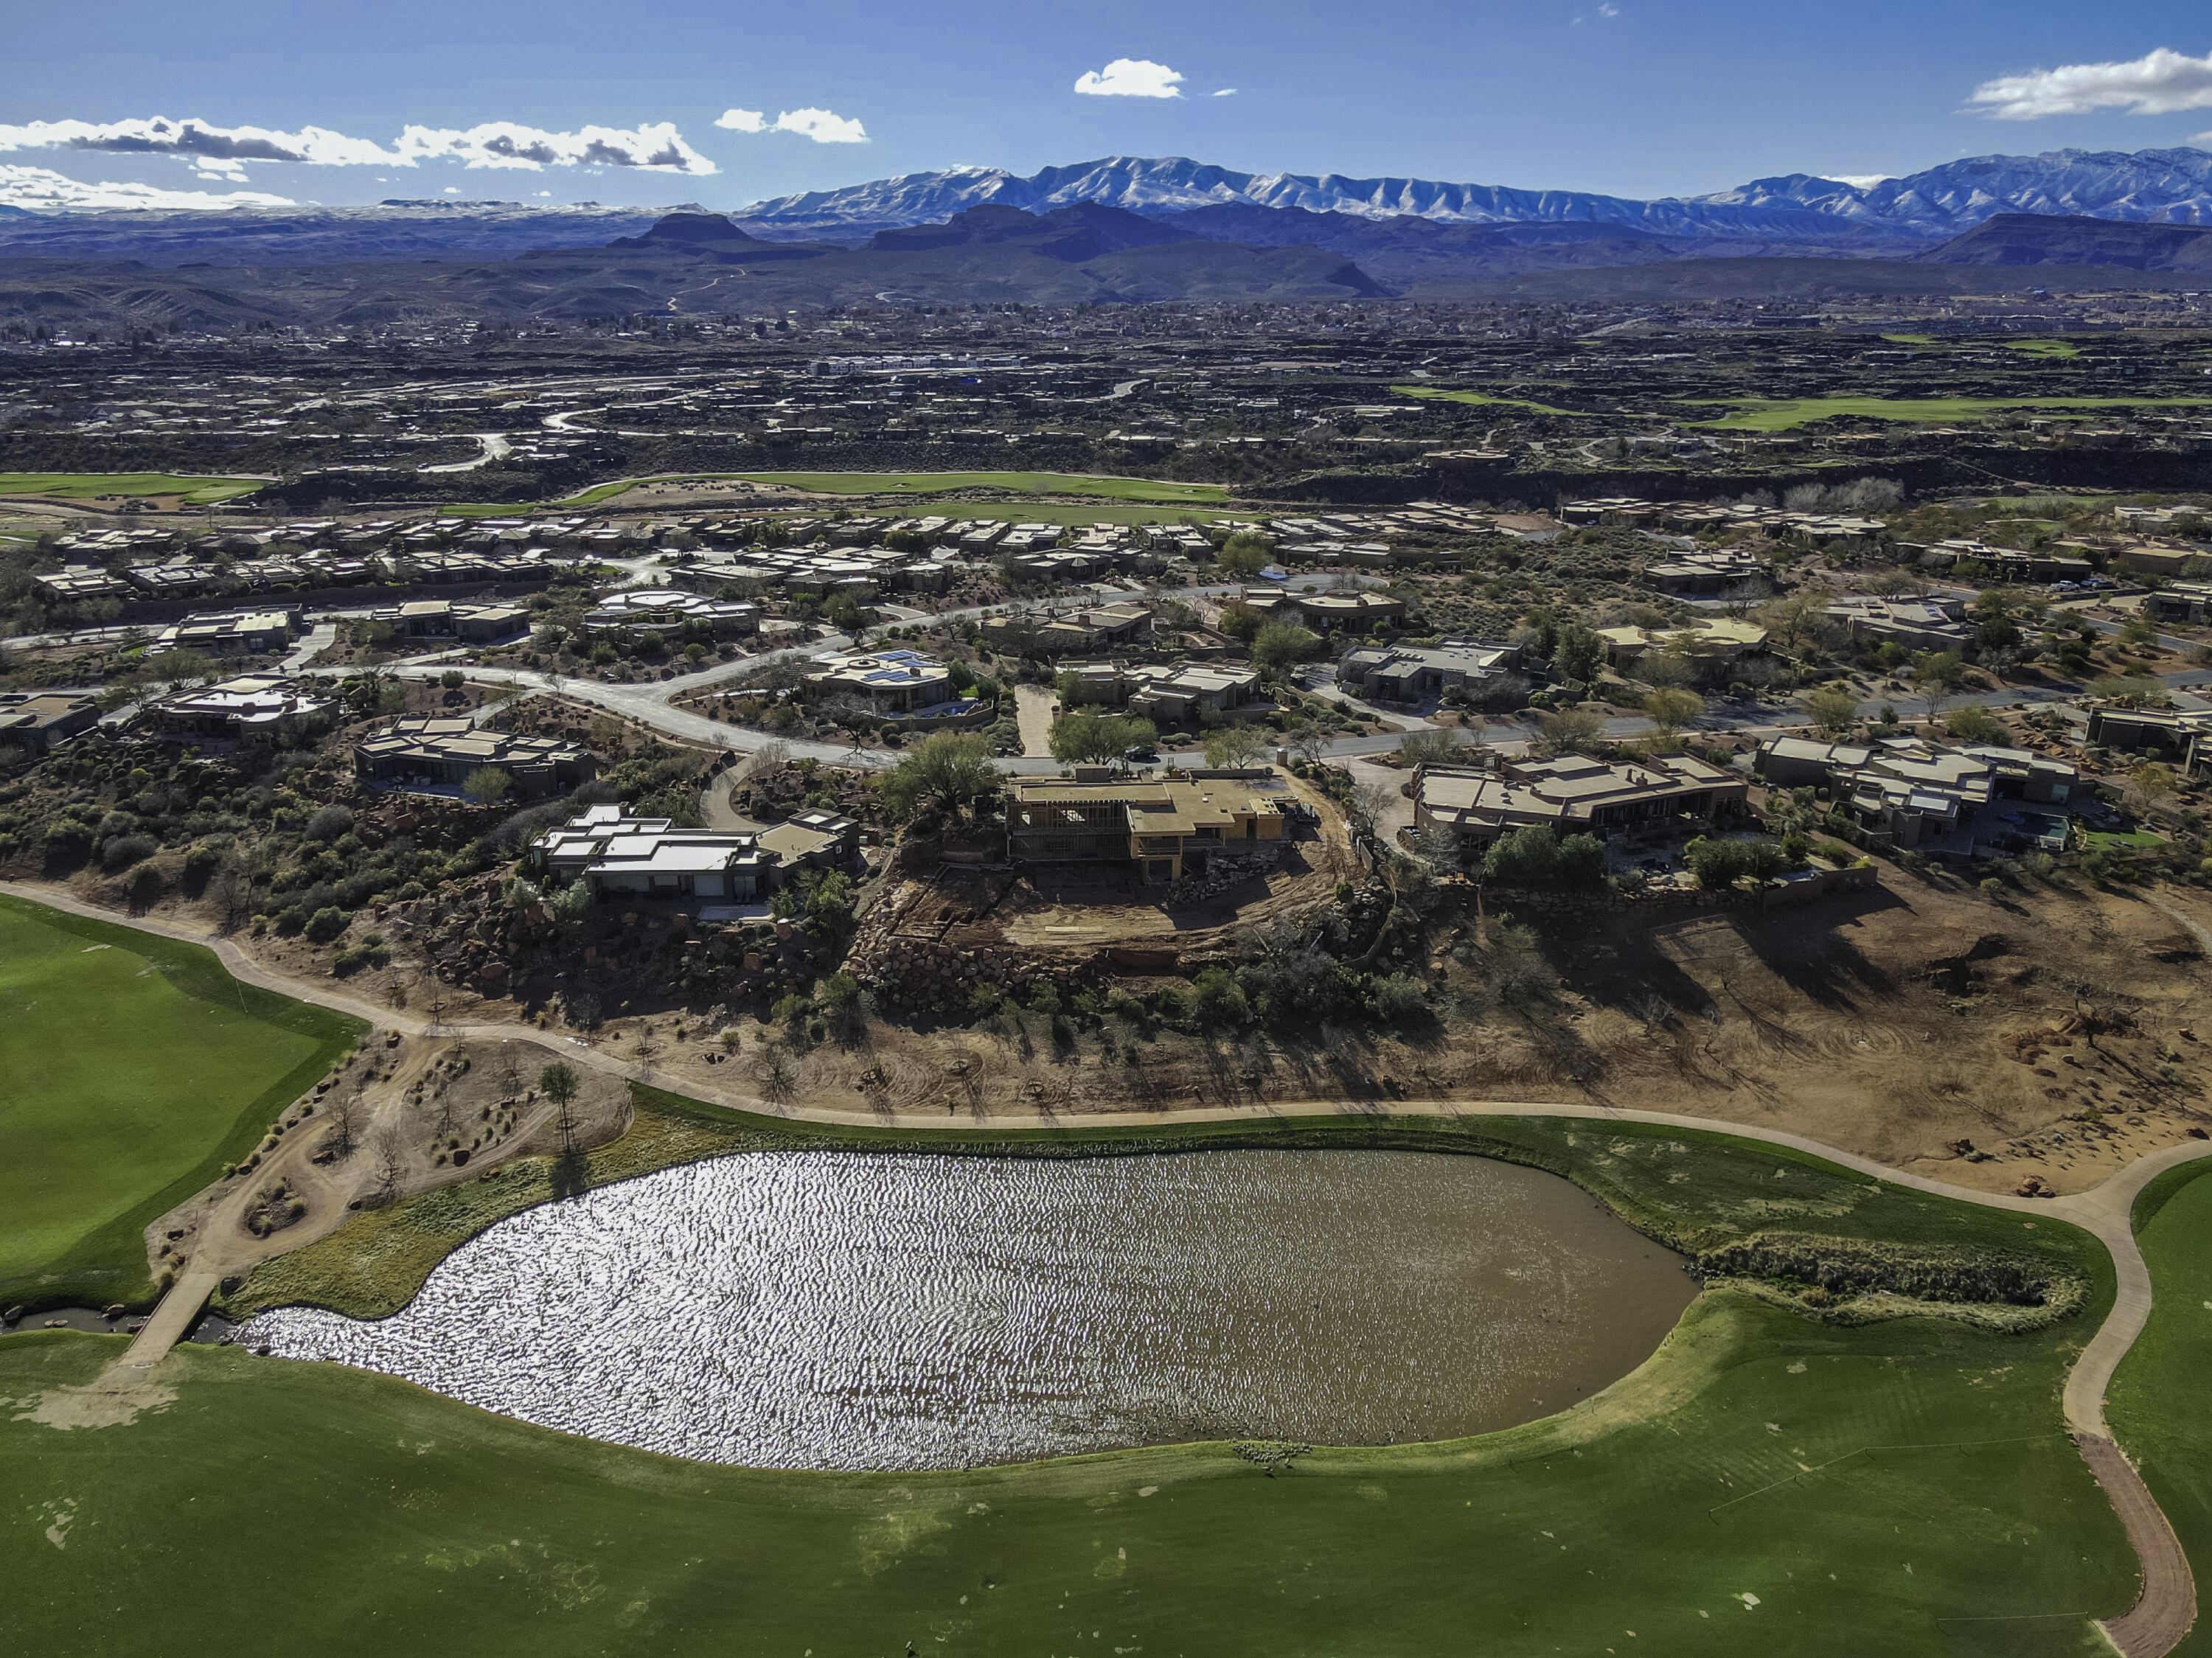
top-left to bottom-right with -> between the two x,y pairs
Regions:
240,1149 -> 1697,1469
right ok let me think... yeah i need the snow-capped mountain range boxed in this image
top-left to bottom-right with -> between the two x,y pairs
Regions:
739,147 -> 2212,240
4,146 -> 2212,268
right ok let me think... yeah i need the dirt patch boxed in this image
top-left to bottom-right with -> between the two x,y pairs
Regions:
10,1373 -> 176,1431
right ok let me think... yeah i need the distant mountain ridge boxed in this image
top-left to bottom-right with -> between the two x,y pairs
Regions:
737,147 -> 2212,239
3,145 -> 2212,272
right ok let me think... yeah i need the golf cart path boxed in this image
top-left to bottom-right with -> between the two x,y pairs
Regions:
7,881 -> 2199,1654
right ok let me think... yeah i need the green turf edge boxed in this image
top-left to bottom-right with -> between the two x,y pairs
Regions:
447,470 -> 1229,515
0,472 -> 267,503
2111,1155 -> 2212,1658
222,1083 -> 2116,1331
0,895 -> 365,1312
0,1284 -> 2137,1658
1390,383 -> 1596,417
2129,1156 -> 2212,1233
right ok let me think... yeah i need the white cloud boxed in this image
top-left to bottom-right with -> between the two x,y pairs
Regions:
715,105 -> 868,143
0,163 -> 295,211
1823,173 -> 1891,189
1073,58 -> 1184,98
1967,46 -> 2212,120
1599,3 -> 1620,15
0,114 -> 717,173
771,108 -> 868,144
394,122 -> 715,171
1213,87 -> 1239,97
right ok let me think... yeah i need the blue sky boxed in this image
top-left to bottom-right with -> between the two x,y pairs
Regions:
6,0 -> 2212,211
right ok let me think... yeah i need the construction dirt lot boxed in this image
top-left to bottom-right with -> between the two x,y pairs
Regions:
900,770 -> 1359,951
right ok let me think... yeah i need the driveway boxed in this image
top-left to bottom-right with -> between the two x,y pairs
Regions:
1015,683 -> 1058,758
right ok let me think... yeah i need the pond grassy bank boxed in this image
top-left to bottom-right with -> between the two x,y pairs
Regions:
12,1081 -> 2144,1654
223,1084 -> 2107,1333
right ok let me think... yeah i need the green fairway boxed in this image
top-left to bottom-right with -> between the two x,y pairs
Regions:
1391,383 -> 1596,417
6,1099 -> 2135,1656
859,498 -> 1242,526
448,473 -> 1228,515
1687,395 -> 2212,431
0,472 -> 267,506
2006,339 -> 2083,359
1879,332 -> 1941,345
728,470 -> 1230,503
0,896 -> 361,1309
2107,1157 -> 2212,1658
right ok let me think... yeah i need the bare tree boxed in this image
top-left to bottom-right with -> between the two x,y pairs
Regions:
369,1125 -> 406,1206
1346,781 -> 1396,837
539,1061 -> 580,1154
206,864 -> 251,933
324,1090 -> 359,1160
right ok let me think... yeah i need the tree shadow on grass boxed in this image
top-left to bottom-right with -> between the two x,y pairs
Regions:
549,1147 -> 591,1201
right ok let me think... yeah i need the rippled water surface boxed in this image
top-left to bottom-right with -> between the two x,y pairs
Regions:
243,1149 -> 1694,1469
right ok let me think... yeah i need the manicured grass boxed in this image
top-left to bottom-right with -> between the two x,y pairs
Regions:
728,470 -> 1231,503
2007,339 -> 2084,359
0,472 -> 266,505
447,473 -> 1228,515
2108,1158 -> 2212,1657
2081,829 -> 2166,851
1880,332 -> 1941,346
9,1164 -> 2133,1656
0,896 -> 361,1310
1391,383 -> 1595,417
1687,395 -> 2212,431
860,498 -> 1243,527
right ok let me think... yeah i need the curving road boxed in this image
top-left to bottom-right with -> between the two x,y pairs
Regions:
6,877 -> 2202,1650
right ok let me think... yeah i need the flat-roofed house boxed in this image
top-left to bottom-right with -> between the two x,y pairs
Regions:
584,588 -> 759,639
1123,663 -> 1259,722
354,717 -> 595,798
143,672 -> 340,743
757,808 -> 860,872
1596,618 -> 1767,669
1755,736 -> 1874,789
2144,580 -> 2212,624
1754,734 -> 2076,851
2087,706 -> 2212,760
530,803 -> 781,899
1413,754 -> 1747,849
804,647 -> 956,714
1006,775 -> 1287,882
1822,596 -> 1969,651
157,606 -> 301,655
0,692 -> 99,756
1338,638 -> 1518,703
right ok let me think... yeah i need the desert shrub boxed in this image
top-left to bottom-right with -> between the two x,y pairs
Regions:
101,832 -> 159,871
1683,836 -> 1786,889
304,905 -> 352,944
